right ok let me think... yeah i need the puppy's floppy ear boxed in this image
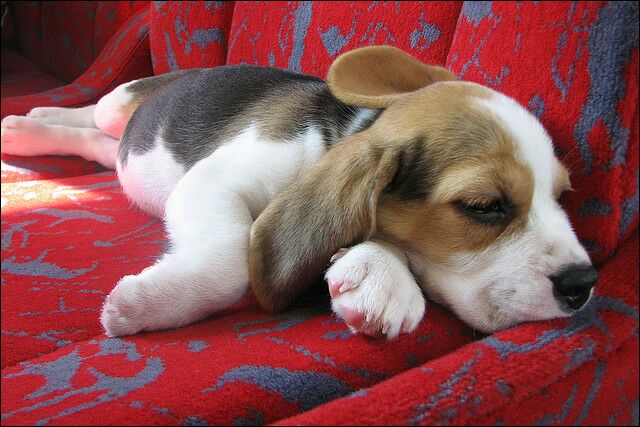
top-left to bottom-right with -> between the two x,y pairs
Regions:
327,45 -> 457,109
249,132 -> 414,312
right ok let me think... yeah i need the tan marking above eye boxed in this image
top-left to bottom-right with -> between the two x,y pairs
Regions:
456,192 -> 504,206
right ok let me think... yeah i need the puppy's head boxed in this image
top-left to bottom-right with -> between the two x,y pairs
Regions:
249,46 -> 596,333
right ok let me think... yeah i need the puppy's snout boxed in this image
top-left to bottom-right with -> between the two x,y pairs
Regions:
550,264 -> 598,311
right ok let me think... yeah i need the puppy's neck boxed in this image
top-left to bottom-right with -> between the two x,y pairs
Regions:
341,107 -> 382,139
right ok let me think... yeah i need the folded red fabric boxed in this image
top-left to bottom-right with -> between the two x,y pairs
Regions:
1,7 -> 153,182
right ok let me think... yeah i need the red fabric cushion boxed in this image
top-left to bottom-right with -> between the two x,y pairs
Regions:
0,50 -> 64,98
1,156 -> 107,184
1,6 -> 152,120
277,235 -> 639,425
0,173 -> 164,368
8,2 -> 45,76
149,1 -> 235,74
444,1 -> 639,265
226,1 -> 463,76
38,1 -> 100,82
94,2 -> 151,59
2,199 -> 636,424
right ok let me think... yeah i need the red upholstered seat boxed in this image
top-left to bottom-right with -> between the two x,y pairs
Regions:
2,2 -> 638,425
1,49 -> 64,98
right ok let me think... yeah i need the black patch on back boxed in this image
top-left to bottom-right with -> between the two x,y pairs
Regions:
119,65 -> 381,169
119,68 -> 210,164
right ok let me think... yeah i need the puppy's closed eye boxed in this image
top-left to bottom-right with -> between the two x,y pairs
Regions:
453,196 -> 514,227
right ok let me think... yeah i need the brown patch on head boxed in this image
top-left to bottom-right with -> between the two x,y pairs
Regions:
378,156 -> 534,265
371,82 -> 535,264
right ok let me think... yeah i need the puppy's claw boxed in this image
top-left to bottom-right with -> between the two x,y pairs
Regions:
339,281 -> 359,293
328,279 -> 359,298
330,248 -> 349,263
401,316 -> 420,334
328,280 -> 342,298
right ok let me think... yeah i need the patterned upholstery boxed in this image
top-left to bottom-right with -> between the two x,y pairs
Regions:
226,1 -> 462,74
1,1 -> 638,425
8,1 -> 149,83
0,49 -> 65,98
149,1 -> 235,74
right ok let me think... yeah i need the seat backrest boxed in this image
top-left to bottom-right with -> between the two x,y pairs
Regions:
148,1 -> 235,74
8,1 -> 149,82
225,1 -> 463,75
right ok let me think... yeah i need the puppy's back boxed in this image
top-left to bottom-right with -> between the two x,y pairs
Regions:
119,65 -> 370,170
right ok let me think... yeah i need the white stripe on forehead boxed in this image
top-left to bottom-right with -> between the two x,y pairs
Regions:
474,93 -> 557,201
474,91 -> 590,267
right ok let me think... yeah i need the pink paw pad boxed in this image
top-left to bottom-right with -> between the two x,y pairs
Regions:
336,305 -> 365,329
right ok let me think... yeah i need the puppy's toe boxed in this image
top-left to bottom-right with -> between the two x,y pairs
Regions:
0,116 -> 59,156
101,275 -> 146,337
27,107 -> 58,118
1,116 -> 24,147
1,115 -> 20,129
334,304 -> 366,329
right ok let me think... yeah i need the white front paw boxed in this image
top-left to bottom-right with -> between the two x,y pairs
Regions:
101,275 -> 147,337
325,242 -> 426,339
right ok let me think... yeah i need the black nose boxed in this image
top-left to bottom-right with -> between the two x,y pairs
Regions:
551,264 -> 598,310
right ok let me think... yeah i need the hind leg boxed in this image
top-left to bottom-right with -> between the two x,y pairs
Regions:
0,82 -> 135,168
1,116 -> 119,169
1,72 -> 198,166
102,148 -> 255,336
27,105 -> 97,128
101,196 -> 253,336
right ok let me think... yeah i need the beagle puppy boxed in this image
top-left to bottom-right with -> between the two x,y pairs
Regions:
0,46 -> 598,338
